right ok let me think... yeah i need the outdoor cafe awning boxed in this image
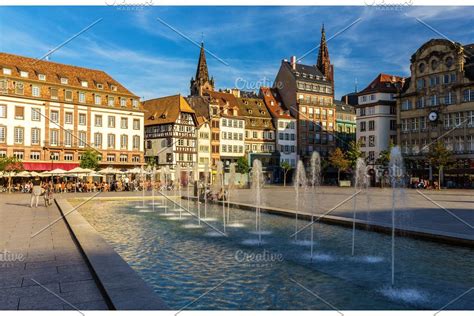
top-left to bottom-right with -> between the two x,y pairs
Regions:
22,162 -> 79,171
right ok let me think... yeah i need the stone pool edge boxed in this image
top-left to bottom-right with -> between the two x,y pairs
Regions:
55,198 -> 169,310
184,197 -> 474,248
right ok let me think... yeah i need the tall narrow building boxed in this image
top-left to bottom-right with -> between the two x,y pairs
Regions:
190,42 -> 215,97
274,25 -> 336,162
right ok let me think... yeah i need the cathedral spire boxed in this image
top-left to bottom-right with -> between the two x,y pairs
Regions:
190,42 -> 214,96
316,23 -> 332,81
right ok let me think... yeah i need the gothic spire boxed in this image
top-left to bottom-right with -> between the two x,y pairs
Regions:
190,42 -> 214,96
195,42 -> 209,83
316,24 -> 332,80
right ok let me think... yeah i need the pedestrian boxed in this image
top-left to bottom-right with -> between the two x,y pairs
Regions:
30,177 -> 42,208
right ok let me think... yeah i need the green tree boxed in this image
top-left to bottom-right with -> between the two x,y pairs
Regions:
329,148 -> 350,183
376,141 -> 394,168
0,156 -> 24,193
428,141 -> 452,189
80,149 -> 100,170
346,140 -> 362,169
280,161 -> 292,187
236,157 -> 250,174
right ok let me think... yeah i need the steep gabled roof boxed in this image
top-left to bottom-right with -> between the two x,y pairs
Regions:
143,95 -> 195,126
259,87 -> 294,119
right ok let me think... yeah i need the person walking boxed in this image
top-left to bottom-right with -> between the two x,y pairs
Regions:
30,177 -> 42,208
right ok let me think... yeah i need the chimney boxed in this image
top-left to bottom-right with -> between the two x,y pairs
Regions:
290,56 -> 296,70
344,95 -> 348,105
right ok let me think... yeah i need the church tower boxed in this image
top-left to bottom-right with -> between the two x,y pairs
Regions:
316,24 -> 334,82
190,42 -> 215,96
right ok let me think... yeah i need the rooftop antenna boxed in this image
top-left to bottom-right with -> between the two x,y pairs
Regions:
354,78 -> 358,93
201,32 -> 204,45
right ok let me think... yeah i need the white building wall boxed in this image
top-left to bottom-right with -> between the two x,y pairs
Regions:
276,118 -> 297,167
219,117 -> 245,157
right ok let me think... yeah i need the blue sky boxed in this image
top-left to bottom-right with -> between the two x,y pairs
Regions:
1,6 -> 473,100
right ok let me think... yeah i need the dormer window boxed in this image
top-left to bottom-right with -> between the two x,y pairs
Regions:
270,101 -> 274,106
20,71 -> 28,78
108,96 -> 115,107
132,99 -> 138,108
3,68 -> 11,75
81,80 -> 88,88
38,74 -> 46,81
61,77 -> 68,84
248,109 -> 252,114
120,98 -> 126,107
97,83 -> 103,89
110,85 -> 117,91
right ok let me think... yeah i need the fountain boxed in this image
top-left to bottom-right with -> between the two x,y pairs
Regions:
215,161 -> 226,232
226,163 -> 244,228
293,160 -> 307,241
309,152 -> 321,260
251,159 -> 265,244
204,164 -> 209,219
352,157 -> 368,255
194,163 -> 201,226
389,146 -> 405,286
135,166 -> 149,209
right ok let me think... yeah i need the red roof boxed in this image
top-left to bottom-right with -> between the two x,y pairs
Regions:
259,87 -> 294,119
358,73 -> 404,95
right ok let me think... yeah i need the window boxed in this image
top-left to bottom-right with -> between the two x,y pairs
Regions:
0,126 -> 6,143
15,106 -> 24,120
0,79 -> 6,93
3,68 -> 11,75
61,77 -> 68,84
107,154 -> 115,162
94,133 -> 102,148
120,98 -> 126,107
0,105 -> 6,118
50,130 -> 58,146
110,85 -> 117,91
133,119 -> 140,130
390,120 -> 397,131
38,74 -> 46,81
95,115 -> 102,127
32,85 -> 40,97
79,113 -> 86,125
31,128 -> 40,145
15,82 -> 24,95
120,117 -> 128,129
107,134 -> 115,148
50,87 -> 58,100
64,153 -> 73,161
64,130 -> 72,146
65,90 -> 73,101
132,155 -> 140,163
30,151 -> 40,160
120,154 -> 128,162
81,80 -> 88,87
401,100 -> 412,110
31,108 -> 41,121
79,92 -> 85,103
108,96 -> 115,106
369,120 -> 375,131
50,110 -> 59,123
132,99 -> 138,108
108,116 -> 115,128
13,151 -> 24,160
120,135 -> 128,149
79,131 -> 87,147
95,94 -> 101,105
19,71 -> 28,78
65,112 -> 73,124
360,121 -> 366,132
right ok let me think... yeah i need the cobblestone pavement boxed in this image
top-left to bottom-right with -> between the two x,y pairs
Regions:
0,194 -> 108,310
